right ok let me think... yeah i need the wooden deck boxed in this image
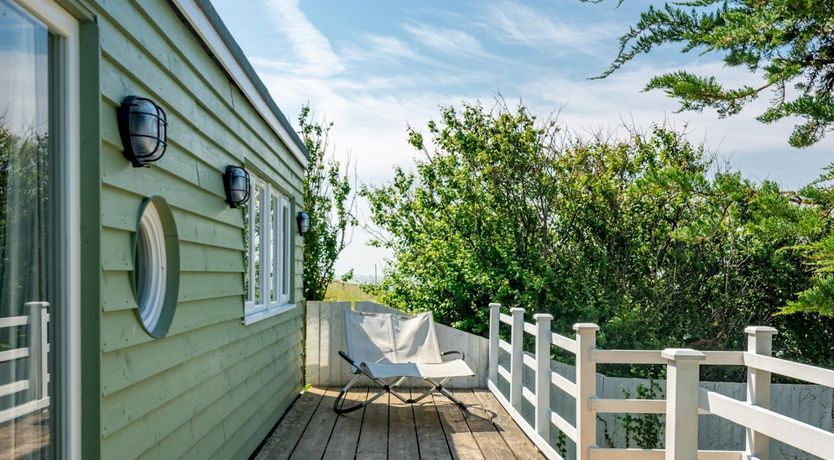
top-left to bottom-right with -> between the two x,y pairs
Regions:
254,387 -> 545,460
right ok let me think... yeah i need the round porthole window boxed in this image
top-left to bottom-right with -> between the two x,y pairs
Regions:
133,196 -> 179,338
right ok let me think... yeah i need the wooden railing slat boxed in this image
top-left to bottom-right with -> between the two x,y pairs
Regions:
551,332 -> 577,354
550,410 -> 577,442
0,348 -> 29,363
0,316 -> 28,328
591,349 -> 664,364
699,388 -> 834,460
550,371 -> 577,397
744,352 -> 834,388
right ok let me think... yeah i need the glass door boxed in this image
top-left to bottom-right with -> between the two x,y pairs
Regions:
0,0 -> 72,457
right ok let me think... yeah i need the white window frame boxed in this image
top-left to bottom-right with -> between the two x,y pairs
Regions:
243,171 -> 294,324
13,0 -> 80,457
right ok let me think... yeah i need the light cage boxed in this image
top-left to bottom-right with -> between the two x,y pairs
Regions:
296,211 -> 310,235
223,165 -> 251,208
118,96 -> 168,167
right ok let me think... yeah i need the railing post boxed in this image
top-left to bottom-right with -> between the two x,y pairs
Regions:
745,326 -> 777,460
510,307 -> 525,412
26,301 -> 49,401
488,303 -> 501,385
662,348 -> 705,460
534,313 -> 553,440
574,323 -> 599,460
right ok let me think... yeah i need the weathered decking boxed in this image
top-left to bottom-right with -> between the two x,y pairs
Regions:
254,387 -> 545,459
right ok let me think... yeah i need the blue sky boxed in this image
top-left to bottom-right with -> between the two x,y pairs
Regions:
214,0 -> 833,279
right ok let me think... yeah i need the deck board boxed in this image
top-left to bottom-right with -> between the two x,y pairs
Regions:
355,389 -> 388,460
412,389 -> 452,459
455,390 -> 518,459
323,387 -> 367,460
288,387 -> 340,460
255,387 -> 324,460
388,388 -> 419,460
432,392 -> 485,460
256,387 -> 545,459
473,389 -> 543,459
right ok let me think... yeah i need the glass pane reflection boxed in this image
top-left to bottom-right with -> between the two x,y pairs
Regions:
0,1 -> 53,458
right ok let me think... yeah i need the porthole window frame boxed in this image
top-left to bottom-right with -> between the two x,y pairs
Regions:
132,196 -> 180,338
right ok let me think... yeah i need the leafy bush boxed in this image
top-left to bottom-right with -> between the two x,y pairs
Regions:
363,100 -> 834,376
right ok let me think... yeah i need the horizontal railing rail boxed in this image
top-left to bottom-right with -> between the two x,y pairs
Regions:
486,303 -> 834,460
0,301 -> 50,425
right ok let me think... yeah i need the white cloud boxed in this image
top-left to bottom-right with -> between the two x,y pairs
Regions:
241,0 -> 833,277
364,34 -> 417,60
403,23 -> 494,59
487,1 -> 618,56
263,0 -> 343,77
519,60 -> 833,189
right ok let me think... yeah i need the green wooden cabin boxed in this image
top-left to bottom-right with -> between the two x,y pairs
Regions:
0,0 -> 307,458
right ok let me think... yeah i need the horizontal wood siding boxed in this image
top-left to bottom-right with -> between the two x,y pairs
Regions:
88,1 -> 306,458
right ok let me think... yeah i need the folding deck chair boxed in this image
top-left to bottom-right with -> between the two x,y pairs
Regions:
333,308 -> 475,414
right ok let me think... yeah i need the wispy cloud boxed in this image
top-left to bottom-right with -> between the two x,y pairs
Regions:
403,23 -> 493,59
364,35 -> 417,60
263,0 -> 343,77
219,0 -> 834,278
339,34 -> 435,66
487,1 -> 617,57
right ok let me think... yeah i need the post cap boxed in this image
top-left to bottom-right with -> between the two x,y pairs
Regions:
488,302 -> 502,308
533,313 -> 553,321
510,307 -> 526,314
573,323 -> 600,331
744,326 -> 778,336
661,348 -> 705,361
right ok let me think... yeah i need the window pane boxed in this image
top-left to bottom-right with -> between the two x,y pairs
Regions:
0,1 -> 52,457
253,184 -> 261,304
242,187 -> 249,302
282,201 -> 290,296
269,195 -> 277,302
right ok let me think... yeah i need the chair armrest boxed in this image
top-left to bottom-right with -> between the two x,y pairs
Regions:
441,350 -> 465,361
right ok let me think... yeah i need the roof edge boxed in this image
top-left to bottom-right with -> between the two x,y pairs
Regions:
169,0 -> 309,166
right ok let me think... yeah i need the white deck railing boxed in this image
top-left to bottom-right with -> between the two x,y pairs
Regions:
486,303 -> 834,460
0,301 -> 50,424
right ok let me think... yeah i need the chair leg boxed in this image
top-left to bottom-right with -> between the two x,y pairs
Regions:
424,378 -> 465,408
437,386 -> 466,408
334,374 -> 369,414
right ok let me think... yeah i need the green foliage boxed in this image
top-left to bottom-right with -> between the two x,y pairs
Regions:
0,118 -> 49,318
299,106 -> 357,301
595,0 -> 834,147
363,100 -> 834,375
778,166 -> 834,316
619,381 -> 663,448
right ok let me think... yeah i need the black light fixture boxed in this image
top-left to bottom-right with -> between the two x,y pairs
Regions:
223,165 -> 250,208
296,211 -> 311,235
117,96 -> 168,167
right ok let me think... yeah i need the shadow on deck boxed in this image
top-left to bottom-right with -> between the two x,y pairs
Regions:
254,387 -> 545,459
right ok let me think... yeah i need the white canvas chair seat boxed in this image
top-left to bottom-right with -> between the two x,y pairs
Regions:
362,359 -> 474,380
333,308 -> 474,414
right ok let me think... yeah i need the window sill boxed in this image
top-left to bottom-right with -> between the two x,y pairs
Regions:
242,302 -> 296,326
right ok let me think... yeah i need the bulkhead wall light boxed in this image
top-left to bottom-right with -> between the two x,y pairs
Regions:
223,165 -> 250,208
117,96 -> 168,167
296,211 -> 310,235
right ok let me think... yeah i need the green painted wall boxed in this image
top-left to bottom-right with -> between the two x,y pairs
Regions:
83,1 -> 306,458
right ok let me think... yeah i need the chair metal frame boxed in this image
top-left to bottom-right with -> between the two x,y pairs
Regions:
333,350 -> 467,414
